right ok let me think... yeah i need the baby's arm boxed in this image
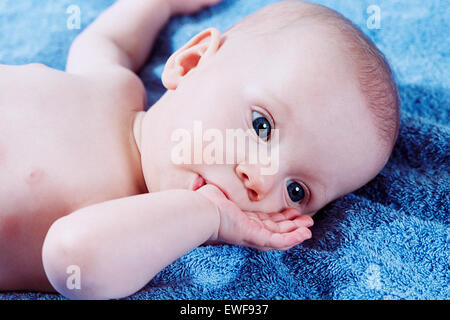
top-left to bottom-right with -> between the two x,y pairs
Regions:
42,190 -> 219,300
66,0 -> 221,73
43,186 -> 313,299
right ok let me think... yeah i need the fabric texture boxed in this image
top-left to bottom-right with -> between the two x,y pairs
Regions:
0,0 -> 448,300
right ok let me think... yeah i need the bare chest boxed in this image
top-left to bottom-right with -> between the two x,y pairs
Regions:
0,65 -> 144,222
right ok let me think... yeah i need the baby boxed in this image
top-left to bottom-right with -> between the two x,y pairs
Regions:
0,0 -> 399,299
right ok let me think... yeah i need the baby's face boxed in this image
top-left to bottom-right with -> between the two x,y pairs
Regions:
139,25 -> 389,215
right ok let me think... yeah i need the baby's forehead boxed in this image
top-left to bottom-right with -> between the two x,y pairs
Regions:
226,20 -> 352,77
225,1 -> 356,69
228,1 -> 344,41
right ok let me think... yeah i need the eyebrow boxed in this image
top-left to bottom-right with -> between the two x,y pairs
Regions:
262,87 -> 294,122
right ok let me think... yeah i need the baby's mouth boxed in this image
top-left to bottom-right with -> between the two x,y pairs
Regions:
191,174 -> 206,191
191,174 -> 230,200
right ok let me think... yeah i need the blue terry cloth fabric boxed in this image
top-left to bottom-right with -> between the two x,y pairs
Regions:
0,0 -> 448,300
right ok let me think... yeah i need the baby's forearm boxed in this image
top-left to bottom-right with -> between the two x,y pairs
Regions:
78,0 -> 171,70
42,190 -> 219,299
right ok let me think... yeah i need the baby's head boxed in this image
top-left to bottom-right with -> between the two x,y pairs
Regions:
137,0 -> 400,216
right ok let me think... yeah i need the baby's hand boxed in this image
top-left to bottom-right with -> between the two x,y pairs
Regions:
197,184 -> 314,251
167,0 -> 222,15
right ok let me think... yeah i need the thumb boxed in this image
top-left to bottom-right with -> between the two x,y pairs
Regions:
196,183 -> 227,203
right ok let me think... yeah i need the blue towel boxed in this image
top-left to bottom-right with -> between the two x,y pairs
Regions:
0,0 -> 448,300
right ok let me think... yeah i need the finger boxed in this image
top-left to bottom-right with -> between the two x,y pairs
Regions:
278,215 -> 312,232
248,225 -> 313,251
250,214 -> 290,233
197,183 -> 224,196
261,214 -> 313,233
292,214 -> 314,228
245,211 -> 312,236
245,222 -> 312,250
266,209 -> 300,222
196,184 -> 227,203
263,219 -> 298,233
250,208 -> 300,223
265,227 -> 312,249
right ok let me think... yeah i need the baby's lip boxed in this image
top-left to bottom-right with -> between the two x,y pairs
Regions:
191,174 -> 206,191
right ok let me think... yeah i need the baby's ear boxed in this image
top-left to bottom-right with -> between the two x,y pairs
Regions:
162,28 -> 221,90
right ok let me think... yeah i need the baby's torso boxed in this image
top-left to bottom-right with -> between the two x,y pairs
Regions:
0,64 -> 147,264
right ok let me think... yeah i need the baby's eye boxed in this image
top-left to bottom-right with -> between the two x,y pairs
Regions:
252,111 -> 272,141
286,180 -> 305,203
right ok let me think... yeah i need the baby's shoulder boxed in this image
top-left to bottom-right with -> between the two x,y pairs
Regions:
82,66 -> 147,113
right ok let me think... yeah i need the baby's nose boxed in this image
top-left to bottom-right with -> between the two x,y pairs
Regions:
235,164 -> 273,201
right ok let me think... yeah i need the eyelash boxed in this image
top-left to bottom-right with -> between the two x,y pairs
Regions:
250,106 -> 275,142
285,179 -> 310,206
